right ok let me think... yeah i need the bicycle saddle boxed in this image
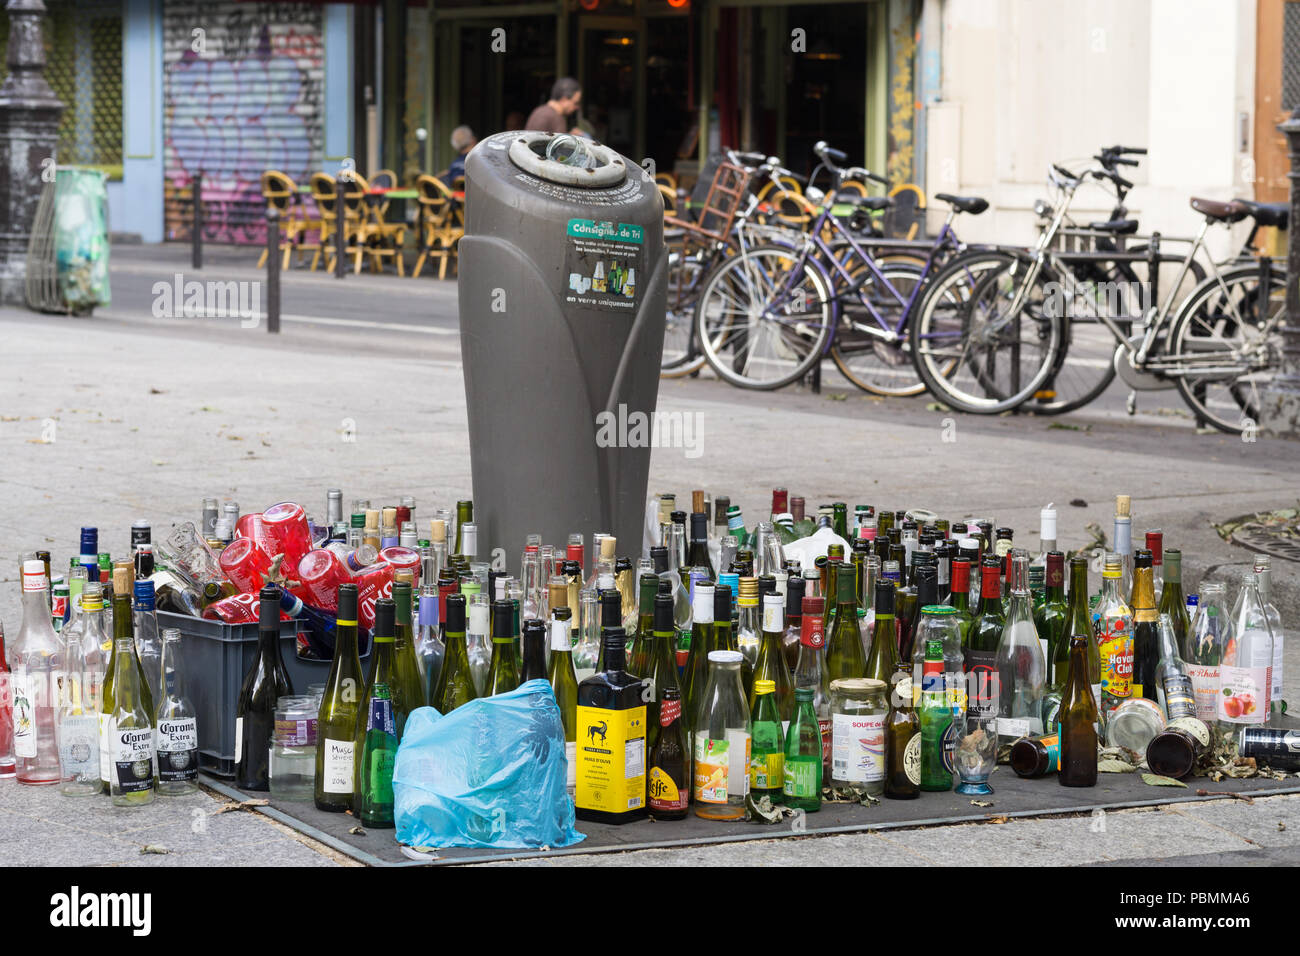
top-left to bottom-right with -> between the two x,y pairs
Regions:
1189,196 -> 1248,222
1234,199 -> 1288,229
934,193 -> 989,215
1086,218 -> 1139,234
833,192 -> 893,210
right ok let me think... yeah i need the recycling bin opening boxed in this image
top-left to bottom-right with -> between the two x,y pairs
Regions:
458,131 -> 667,568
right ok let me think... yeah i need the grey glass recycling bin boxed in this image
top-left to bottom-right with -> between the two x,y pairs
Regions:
458,131 -> 666,565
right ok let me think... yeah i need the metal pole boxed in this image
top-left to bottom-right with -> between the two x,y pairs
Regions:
1259,106 -> 1300,439
334,178 -> 347,279
266,208 -> 280,334
191,170 -> 203,270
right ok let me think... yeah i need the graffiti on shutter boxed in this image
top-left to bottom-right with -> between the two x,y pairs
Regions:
163,1 -> 323,244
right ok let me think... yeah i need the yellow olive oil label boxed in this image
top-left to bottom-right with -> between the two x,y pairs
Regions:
576,704 -> 646,813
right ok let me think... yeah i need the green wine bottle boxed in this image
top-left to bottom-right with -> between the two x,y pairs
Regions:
484,600 -> 520,695
970,557 -> 1006,653
548,608 -> 579,794
750,593 -> 795,721
682,582 -> 717,730
315,584 -> 364,813
865,579 -> 898,684
356,598 -> 399,827
628,572 -> 659,676
826,569 -> 865,682
453,499 -> 473,556
433,593 -> 478,712
1033,552 -> 1070,691
391,581 -> 427,731
646,593 -> 681,752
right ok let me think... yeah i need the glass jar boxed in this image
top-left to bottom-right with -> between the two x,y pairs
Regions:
693,650 -> 751,820
829,677 -> 888,795
270,696 -> 318,802
1106,696 -> 1166,752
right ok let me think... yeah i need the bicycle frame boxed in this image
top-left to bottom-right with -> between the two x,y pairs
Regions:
764,200 -> 964,351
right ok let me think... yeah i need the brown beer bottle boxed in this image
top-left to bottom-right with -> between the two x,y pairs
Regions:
1059,632 -> 1099,787
883,657 -> 920,799
647,686 -> 689,820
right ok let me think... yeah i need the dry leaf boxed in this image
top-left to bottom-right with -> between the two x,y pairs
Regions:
348,826 -> 367,835
987,815 -> 1010,824
970,799 -> 994,808
1141,773 -> 1187,788
1098,758 -> 1135,773
139,845 -> 171,855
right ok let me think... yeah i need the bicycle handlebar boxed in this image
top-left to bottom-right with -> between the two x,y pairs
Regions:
813,140 -> 848,165
845,166 -> 890,186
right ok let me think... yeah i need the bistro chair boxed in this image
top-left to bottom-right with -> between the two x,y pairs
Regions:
257,170 -> 321,269
308,171 -> 365,273
343,171 -> 406,276
411,174 -> 464,279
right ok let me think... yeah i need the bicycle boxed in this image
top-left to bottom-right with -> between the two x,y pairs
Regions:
693,141 -> 989,392
909,150 -> 1287,431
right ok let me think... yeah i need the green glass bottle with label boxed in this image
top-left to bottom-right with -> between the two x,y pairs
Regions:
783,686 -> 822,812
748,679 -> 784,804
315,584 -> 364,813
355,598 -> 399,827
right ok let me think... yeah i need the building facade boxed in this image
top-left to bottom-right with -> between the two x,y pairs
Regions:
2,0 -> 1295,247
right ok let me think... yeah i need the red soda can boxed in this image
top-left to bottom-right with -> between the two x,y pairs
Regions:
263,502 -> 313,573
235,512 -> 278,559
378,546 -> 421,587
297,549 -> 351,613
202,590 -> 261,624
355,562 -> 395,631
219,537 -> 274,594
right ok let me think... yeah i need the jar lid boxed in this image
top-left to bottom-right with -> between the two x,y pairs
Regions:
1106,697 -> 1166,751
754,679 -> 776,695
707,650 -> 743,663
921,605 -> 956,616
829,678 -> 887,693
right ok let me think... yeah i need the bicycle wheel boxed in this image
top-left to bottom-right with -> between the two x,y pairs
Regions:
661,237 -> 720,377
1168,263 -> 1287,434
909,251 -> 1064,415
695,244 -> 834,390
1019,262 -> 1124,415
830,262 -> 929,396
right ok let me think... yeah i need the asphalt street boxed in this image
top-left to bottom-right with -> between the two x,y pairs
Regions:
0,240 -> 1296,867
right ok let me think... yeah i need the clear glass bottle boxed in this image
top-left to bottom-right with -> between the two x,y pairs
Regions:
0,622 -> 13,778
270,695 -> 317,801
994,551 -> 1046,743
574,587 -> 600,683
693,650 -> 751,820
1153,614 -> 1197,722
1186,581 -> 1232,738
1221,573 -> 1274,739
734,576 -> 761,672
12,561 -> 63,785
415,582 -> 445,704
77,583 -> 109,718
57,621 -> 101,796
1254,556 -> 1284,719
155,627 -> 199,795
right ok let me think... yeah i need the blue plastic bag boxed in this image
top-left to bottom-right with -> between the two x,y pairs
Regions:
393,680 -> 585,850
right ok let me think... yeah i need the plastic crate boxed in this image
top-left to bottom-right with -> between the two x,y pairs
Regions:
158,610 -> 371,777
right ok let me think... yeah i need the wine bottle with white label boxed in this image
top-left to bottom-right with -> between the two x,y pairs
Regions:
315,584 -> 364,812
155,628 -> 199,795
235,585 -> 294,791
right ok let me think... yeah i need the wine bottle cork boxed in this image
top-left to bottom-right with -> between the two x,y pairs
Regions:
599,535 -> 617,560
692,490 -> 706,513
1115,494 -> 1131,517
365,509 -> 380,531
382,506 -> 397,528
429,518 -> 446,544
112,566 -> 132,594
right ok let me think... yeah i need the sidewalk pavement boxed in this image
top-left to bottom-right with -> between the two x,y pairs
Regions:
1,286 -> 1297,866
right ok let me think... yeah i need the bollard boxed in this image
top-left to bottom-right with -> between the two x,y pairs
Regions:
191,170 -> 203,270
266,208 -> 281,334
334,178 -> 347,279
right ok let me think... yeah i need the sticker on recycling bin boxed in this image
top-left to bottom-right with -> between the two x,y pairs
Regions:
564,218 -> 642,312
